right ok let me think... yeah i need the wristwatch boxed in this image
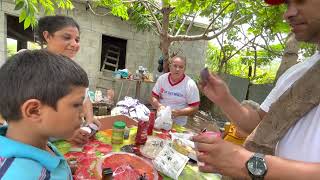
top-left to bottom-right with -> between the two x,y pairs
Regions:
246,153 -> 268,180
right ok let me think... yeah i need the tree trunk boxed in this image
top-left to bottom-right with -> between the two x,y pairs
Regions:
253,46 -> 257,78
160,35 -> 171,73
160,7 -> 174,73
275,33 -> 299,82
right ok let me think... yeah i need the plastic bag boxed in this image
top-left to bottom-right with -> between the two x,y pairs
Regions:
152,145 -> 189,180
154,106 -> 173,131
140,137 -> 170,159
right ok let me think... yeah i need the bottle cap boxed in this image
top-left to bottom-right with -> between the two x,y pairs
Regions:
113,121 -> 126,129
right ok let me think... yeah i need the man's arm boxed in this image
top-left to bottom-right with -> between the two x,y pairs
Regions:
200,73 -> 266,134
193,135 -> 320,180
264,156 -> 320,180
219,95 -> 266,134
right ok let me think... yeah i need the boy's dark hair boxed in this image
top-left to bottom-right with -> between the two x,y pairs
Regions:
0,50 -> 89,121
37,15 -> 80,44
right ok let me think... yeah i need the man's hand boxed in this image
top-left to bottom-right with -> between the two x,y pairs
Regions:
199,73 -> 232,106
68,128 -> 90,145
192,134 -> 252,178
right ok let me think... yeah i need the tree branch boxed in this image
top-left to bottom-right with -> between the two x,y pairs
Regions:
162,7 -> 174,36
226,35 -> 259,61
186,12 -> 197,35
140,1 -> 162,34
203,2 -> 233,35
170,16 -> 247,42
171,15 -> 179,34
238,27 -> 281,57
175,16 -> 187,36
276,33 -> 285,48
122,0 -> 160,10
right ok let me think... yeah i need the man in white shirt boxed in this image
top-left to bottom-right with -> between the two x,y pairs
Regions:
150,56 -> 200,131
192,0 -> 320,179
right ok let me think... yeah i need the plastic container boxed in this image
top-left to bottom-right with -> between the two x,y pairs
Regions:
112,121 -> 126,144
135,119 -> 149,145
147,112 -> 156,135
124,127 -> 130,140
201,131 -> 221,138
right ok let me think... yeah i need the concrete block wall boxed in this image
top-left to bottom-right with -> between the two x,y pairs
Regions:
0,1 -> 207,103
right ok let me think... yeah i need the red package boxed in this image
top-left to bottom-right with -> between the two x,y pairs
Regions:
135,120 -> 149,145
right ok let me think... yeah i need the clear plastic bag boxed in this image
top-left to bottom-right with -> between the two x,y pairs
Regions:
154,106 -> 173,130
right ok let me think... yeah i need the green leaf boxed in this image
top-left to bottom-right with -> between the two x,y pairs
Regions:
24,16 -> 31,30
19,10 -> 27,23
14,1 -> 24,10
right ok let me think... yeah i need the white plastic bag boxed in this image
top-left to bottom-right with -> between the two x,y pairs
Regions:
154,106 -> 172,130
152,145 -> 189,180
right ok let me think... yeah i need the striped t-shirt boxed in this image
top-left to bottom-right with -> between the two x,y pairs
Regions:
0,126 -> 72,180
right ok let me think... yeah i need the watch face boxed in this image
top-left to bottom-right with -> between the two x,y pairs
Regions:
247,156 -> 267,176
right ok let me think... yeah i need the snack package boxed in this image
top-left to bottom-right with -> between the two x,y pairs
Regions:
154,106 -> 173,130
140,136 -> 170,159
170,132 -> 197,161
152,145 -> 189,180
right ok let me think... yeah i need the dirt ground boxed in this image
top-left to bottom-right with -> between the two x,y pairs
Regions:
185,111 -> 225,133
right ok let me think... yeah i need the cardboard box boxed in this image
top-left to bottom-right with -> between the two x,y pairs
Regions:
96,115 -> 138,130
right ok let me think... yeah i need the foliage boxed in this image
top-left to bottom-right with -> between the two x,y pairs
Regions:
207,42 -> 280,84
15,0 -> 315,80
6,38 -> 17,57
14,0 -> 74,29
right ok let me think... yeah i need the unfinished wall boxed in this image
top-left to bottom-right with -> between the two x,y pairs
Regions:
0,1 -> 206,103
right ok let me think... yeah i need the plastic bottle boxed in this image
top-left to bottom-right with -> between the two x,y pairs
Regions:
135,118 -> 149,145
123,127 -> 130,140
147,112 -> 156,135
112,121 -> 126,144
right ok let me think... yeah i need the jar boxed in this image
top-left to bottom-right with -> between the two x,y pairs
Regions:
112,121 -> 126,144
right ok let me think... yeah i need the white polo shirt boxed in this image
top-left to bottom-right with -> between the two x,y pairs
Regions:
260,52 -> 320,162
152,73 -> 200,126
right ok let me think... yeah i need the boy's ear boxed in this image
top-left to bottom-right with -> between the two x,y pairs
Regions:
20,99 -> 42,122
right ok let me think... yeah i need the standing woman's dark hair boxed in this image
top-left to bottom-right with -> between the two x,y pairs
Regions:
36,15 -> 81,60
37,15 -> 80,44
